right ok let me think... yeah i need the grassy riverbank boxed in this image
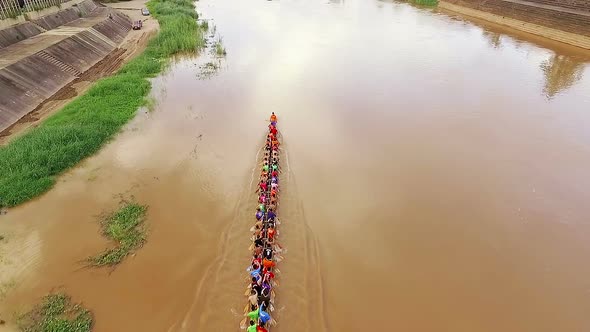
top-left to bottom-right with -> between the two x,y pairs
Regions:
18,294 -> 93,332
0,0 -> 204,208
89,202 -> 148,267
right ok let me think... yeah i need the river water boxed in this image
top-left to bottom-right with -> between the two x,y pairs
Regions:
1,0 -> 590,331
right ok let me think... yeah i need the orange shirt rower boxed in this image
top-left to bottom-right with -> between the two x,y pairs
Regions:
269,112 -> 277,123
262,258 -> 276,269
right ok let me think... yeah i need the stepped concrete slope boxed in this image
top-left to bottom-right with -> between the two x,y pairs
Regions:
32,0 -> 99,30
524,0 -> 590,13
0,22 -> 44,49
0,1 -> 131,133
0,0 -> 97,50
441,0 -> 590,45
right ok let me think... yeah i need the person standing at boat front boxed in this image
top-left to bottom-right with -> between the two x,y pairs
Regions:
270,112 -> 277,125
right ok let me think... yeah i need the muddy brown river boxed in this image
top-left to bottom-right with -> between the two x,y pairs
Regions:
2,0 -> 590,331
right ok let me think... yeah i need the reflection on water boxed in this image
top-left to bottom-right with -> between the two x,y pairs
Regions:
443,4 -> 590,97
541,54 -> 586,98
482,30 -> 502,49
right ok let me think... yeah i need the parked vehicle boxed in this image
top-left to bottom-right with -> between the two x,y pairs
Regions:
141,8 -> 150,16
132,20 -> 143,30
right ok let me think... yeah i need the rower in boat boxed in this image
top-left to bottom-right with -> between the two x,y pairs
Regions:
257,322 -> 269,332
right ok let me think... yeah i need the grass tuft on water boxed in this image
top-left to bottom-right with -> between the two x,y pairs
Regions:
18,293 -> 93,332
214,37 -> 227,56
200,20 -> 209,31
89,203 -> 148,267
0,0 -> 205,208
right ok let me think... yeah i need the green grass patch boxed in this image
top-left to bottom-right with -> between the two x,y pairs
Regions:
18,293 -> 92,332
0,0 -> 205,208
89,203 -> 147,267
409,0 -> 438,6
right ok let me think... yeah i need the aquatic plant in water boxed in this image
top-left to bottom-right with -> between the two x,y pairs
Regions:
18,294 -> 93,332
89,202 -> 148,266
214,37 -> 227,56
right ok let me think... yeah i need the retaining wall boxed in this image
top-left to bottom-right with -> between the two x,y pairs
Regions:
32,6 -> 81,30
0,16 -> 26,29
525,0 -> 590,13
0,21 -> 44,48
21,0 -> 87,20
439,1 -> 590,49
31,0 -> 97,30
0,6 -> 131,133
0,55 -> 77,129
91,10 -> 131,44
442,0 -> 590,37
0,0 -> 98,50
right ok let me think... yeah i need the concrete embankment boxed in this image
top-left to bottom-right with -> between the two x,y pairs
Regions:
0,0 -> 132,134
439,0 -> 590,49
32,0 -> 98,30
0,22 -> 43,48
0,0 -> 96,50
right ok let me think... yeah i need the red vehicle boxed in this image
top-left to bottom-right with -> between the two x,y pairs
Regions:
132,20 -> 142,30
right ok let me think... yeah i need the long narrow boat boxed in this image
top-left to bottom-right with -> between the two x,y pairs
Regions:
241,114 -> 282,332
